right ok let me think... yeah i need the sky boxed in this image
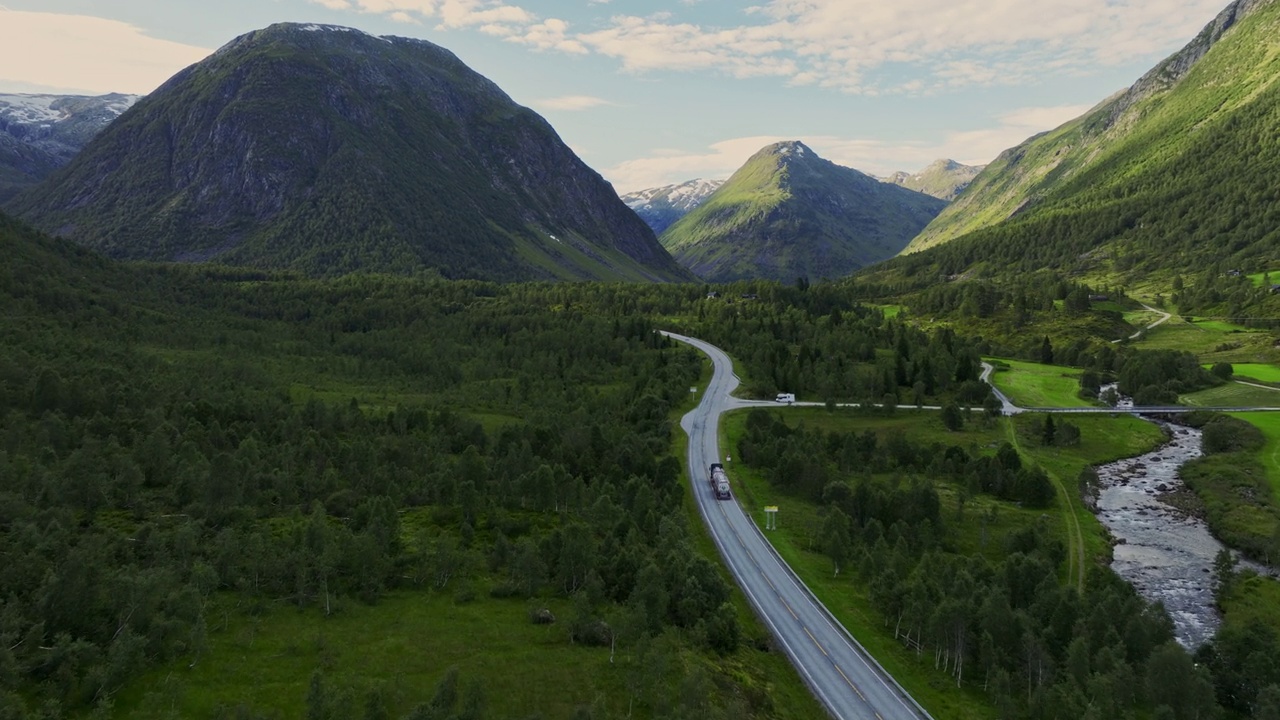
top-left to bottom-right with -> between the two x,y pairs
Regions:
0,0 -> 1231,192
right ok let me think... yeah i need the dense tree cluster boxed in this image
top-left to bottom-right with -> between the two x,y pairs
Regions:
677,282 -> 988,405
736,409 -> 1222,719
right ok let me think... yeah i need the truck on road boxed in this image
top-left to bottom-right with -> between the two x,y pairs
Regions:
709,463 -> 731,500
776,392 -> 796,403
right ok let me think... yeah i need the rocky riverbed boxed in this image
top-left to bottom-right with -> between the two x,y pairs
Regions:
1093,422 -> 1223,648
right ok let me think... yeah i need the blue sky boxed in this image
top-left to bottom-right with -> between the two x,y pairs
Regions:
0,0 -> 1230,191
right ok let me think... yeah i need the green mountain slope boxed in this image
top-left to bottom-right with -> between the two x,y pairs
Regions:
882,159 -> 983,201
901,0 -> 1280,265
10,24 -> 691,283
660,141 -> 945,282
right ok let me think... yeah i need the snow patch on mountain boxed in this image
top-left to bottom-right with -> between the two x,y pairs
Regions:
622,178 -> 724,212
298,24 -> 392,42
0,93 -> 141,127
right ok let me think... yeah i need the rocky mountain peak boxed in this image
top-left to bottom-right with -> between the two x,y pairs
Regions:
1098,0 -> 1275,131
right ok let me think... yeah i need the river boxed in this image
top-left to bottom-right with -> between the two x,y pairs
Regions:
1093,420 -> 1225,648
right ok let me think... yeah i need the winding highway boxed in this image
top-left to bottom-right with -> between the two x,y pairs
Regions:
663,331 -> 931,720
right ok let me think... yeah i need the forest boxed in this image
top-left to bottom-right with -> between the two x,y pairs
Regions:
2,209 -> 1278,719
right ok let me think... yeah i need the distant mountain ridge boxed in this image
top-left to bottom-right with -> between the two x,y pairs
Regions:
660,141 -> 945,282
0,93 -> 138,204
881,159 -> 983,201
903,0 -> 1278,255
621,178 -> 725,235
12,23 -> 692,282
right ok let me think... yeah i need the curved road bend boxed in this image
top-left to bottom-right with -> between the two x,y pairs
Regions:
662,331 -> 931,720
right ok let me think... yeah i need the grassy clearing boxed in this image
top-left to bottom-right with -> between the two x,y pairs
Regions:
1221,572 -> 1280,635
1247,270 -> 1280,288
1229,412 -> 1280,502
876,304 -> 904,319
110,592 -> 630,718
1227,363 -> 1280,383
985,358 -> 1093,408
1182,383 -> 1280,408
771,405 -> 1006,450
1193,318 -> 1253,333
1134,318 -> 1277,362
1122,309 -> 1162,328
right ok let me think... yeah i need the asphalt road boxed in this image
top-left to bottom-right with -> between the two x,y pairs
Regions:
662,331 -> 931,720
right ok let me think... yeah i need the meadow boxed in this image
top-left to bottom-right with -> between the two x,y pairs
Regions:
1228,412 -> 1280,500
1134,317 -> 1276,361
1182,382 -> 1280,408
984,358 -> 1093,408
1227,363 -> 1280,384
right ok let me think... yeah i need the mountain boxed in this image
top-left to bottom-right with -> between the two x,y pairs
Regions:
900,0 -> 1279,262
11,24 -> 692,283
621,179 -> 725,235
659,141 -> 946,282
881,159 -> 983,201
0,93 -> 139,204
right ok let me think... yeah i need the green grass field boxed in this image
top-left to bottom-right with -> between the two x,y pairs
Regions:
1229,412 -> 1280,502
984,358 -> 1093,408
1122,309 -> 1162,328
1222,573 -> 1280,636
1247,270 -> 1279,288
111,592 -> 632,718
1192,319 -> 1253,333
1182,381 -> 1280,409
1133,318 -> 1277,362
1182,383 -> 1280,408
1227,363 -> 1280,383
762,405 -> 1007,449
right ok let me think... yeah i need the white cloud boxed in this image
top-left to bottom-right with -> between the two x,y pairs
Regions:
509,18 -> 588,54
604,103 -> 1094,192
0,10 -> 211,94
535,94 -> 615,110
310,0 -> 1228,95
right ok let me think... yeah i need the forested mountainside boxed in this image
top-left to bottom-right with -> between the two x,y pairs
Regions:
891,0 -> 1280,286
660,142 -> 944,282
11,24 -> 691,283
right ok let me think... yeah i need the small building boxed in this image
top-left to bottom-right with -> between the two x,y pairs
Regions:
1227,269 -> 1243,277
706,291 -> 720,299
1088,294 -> 1109,302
